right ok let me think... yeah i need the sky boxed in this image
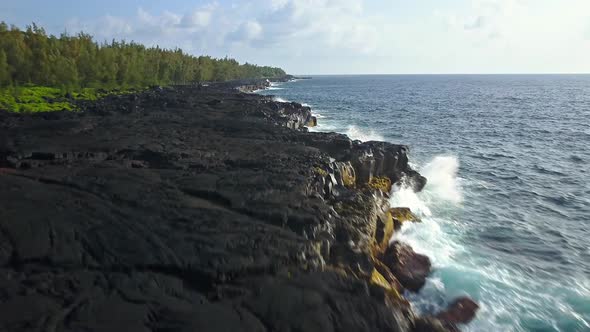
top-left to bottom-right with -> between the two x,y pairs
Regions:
2,0 -> 590,74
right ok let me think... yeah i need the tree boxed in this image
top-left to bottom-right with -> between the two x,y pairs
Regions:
0,22 -> 287,90
50,55 -> 78,87
0,50 -> 10,86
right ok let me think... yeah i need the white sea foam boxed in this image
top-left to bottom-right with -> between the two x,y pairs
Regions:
420,156 -> 463,205
390,184 -> 432,217
345,125 -> 383,142
273,97 -> 290,103
389,156 -> 462,216
390,155 -> 464,260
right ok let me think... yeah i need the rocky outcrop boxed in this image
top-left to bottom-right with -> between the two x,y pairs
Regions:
227,75 -> 299,93
296,134 -> 426,194
382,242 -> 432,292
271,100 -> 316,129
350,141 -> 427,192
0,79 -> 470,331
390,207 -> 422,230
390,207 -> 421,223
237,79 -> 271,93
436,297 -> 480,330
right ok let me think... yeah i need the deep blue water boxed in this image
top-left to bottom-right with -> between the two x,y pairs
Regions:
260,75 -> 590,332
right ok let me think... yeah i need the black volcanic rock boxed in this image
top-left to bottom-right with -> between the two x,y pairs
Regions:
0,83 -> 432,332
436,297 -> 480,328
383,242 -> 432,292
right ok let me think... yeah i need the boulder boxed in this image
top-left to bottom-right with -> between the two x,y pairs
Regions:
307,116 -> 318,127
404,169 -> 427,192
383,242 -> 431,292
436,297 -> 480,326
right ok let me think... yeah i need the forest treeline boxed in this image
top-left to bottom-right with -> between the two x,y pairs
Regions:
0,22 -> 286,89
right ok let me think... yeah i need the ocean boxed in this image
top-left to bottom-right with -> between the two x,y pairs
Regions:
259,75 -> 590,332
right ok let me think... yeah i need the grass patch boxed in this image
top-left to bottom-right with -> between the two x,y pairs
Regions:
0,86 -> 71,113
0,85 -> 147,113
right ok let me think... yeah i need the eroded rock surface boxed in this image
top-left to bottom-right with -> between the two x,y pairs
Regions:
382,242 -> 432,293
436,297 -> 480,331
0,83 -> 438,332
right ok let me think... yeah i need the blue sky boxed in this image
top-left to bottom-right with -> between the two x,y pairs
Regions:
2,0 -> 590,74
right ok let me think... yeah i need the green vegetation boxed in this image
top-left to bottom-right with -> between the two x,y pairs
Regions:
0,22 -> 287,112
0,86 -> 144,113
0,86 -> 71,112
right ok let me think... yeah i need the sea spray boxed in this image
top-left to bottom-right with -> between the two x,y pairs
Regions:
390,155 -> 466,314
345,125 -> 384,142
420,156 -> 464,205
390,155 -> 463,217
272,96 -> 290,103
390,155 -> 464,266
390,184 -> 432,217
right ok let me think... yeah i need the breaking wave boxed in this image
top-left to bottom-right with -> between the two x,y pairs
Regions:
273,97 -> 290,103
345,125 -> 384,142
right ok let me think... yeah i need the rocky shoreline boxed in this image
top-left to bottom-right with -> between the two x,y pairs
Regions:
0,78 -> 476,331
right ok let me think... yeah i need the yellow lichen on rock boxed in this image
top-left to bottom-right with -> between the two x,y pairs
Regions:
373,259 -> 403,293
307,117 -> 317,127
341,166 -> 356,188
314,167 -> 328,177
370,268 -> 402,300
372,209 -> 394,255
390,207 -> 421,223
367,176 -> 392,193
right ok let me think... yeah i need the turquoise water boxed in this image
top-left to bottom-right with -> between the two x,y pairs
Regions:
260,75 -> 590,332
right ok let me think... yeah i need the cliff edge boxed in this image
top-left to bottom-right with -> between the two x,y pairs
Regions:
0,81 -> 472,332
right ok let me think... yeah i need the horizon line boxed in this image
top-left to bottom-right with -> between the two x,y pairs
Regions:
293,73 -> 590,76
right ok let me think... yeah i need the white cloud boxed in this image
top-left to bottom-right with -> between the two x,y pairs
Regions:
62,0 -> 590,74
66,5 -> 221,50
180,6 -> 214,29
270,0 -> 289,11
428,0 -> 590,73
443,0 -> 526,37
464,16 -> 486,30
227,20 -> 263,43
66,0 -> 385,57
248,0 -> 380,53
102,15 -> 133,35
244,21 -> 263,39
